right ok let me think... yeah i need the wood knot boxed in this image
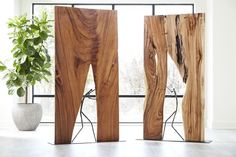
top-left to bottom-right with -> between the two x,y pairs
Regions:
55,71 -> 63,86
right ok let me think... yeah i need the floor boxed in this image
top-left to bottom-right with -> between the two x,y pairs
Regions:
0,124 -> 236,157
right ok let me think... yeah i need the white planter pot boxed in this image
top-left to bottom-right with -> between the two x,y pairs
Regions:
12,103 -> 42,131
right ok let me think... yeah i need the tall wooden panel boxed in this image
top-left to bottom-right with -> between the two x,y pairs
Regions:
144,13 -> 205,141
55,7 -> 119,144
144,16 -> 168,140
166,14 -> 205,141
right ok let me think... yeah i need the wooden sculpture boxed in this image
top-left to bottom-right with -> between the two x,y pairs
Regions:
144,16 -> 168,140
55,7 -> 119,144
144,13 -> 205,141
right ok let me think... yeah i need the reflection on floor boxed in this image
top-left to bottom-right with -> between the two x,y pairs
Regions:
0,124 -> 236,157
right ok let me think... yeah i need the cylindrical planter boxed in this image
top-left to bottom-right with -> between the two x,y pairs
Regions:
12,103 -> 42,131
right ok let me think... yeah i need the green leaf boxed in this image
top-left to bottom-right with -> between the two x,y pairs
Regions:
33,37 -> 42,45
42,75 -> 49,82
6,80 -> 13,89
26,74 -> 36,85
13,50 -> 24,58
41,11 -> 48,21
46,53 -> 51,62
11,45 -> 19,53
48,35 -> 54,38
26,46 -> 35,56
8,89 -> 14,95
32,61 -> 41,69
31,66 -> 40,72
0,66 -> 6,71
20,55 -> 27,64
15,64 -> 21,72
43,62 -> 51,68
8,18 -> 17,28
42,69 -> 51,76
30,79 -> 36,85
34,54 -> 44,67
40,31 -> 48,40
34,73 -> 42,81
0,61 -> 6,71
39,51 -> 46,61
3,73 -> 9,79
17,87 -> 25,97
30,24 -> 39,30
9,72 -> 17,80
13,77 -> 23,86
19,60 -> 30,75
19,15 -> 29,24
23,39 -> 30,47
17,36 -> 23,44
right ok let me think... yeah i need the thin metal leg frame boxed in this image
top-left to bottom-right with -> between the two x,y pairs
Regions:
72,89 -> 97,143
162,87 -> 184,141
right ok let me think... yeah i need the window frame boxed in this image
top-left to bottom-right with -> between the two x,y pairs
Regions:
31,2 -> 194,123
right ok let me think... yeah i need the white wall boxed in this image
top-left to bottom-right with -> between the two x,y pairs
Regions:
0,0 -> 21,129
205,0 -> 213,129
212,0 -> 236,129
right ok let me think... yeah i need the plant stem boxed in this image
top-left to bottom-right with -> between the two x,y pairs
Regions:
25,86 -> 28,104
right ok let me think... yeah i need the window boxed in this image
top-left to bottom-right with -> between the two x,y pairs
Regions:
32,3 -> 193,123
155,5 -> 193,15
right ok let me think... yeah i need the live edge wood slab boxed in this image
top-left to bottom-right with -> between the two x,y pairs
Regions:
144,13 -> 205,142
55,7 -> 119,144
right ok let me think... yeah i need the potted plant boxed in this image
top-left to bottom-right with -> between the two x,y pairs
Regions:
0,12 -> 52,131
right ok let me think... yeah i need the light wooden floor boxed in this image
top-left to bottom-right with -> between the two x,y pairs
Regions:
0,124 -> 236,157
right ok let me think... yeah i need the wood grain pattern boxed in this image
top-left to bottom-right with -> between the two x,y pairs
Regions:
166,14 -> 205,141
55,7 -> 119,144
144,13 -> 205,141
144,16 -> 168,140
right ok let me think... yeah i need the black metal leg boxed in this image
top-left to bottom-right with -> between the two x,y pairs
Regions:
72,89 -> 96,143
81,111 -> 97,142
171,89 -> 184,141
162,88 -> 184,141
72,97 -> 85,142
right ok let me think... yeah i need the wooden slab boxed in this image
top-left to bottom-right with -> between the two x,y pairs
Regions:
55,7 -> 119,144
144,16 -> 168,140
144,13 -> 205,141
166,14 -> 205,141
